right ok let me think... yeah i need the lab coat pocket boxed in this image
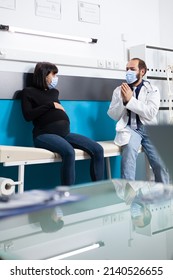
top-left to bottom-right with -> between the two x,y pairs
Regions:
114,128 -> 131,146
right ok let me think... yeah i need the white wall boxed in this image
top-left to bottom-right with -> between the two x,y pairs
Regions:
159,0 -> 173,48
0,0 -> 162,78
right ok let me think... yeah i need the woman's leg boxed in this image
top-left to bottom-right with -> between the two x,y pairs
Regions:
34,134 -> 75,185
65,133 -> 104,181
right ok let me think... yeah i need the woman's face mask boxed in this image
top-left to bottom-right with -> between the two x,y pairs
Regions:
48,76 -> 59,89
126,69 -> 138,84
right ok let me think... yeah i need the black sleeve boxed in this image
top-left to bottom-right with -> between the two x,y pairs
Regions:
21,89 -> 54,122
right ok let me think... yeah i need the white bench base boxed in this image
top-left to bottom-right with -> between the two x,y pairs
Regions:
0,141 -> 145,193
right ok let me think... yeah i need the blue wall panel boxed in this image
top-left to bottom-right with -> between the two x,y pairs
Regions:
0,100 -> 120,190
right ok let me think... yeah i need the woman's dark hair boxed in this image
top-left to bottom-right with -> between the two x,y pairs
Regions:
131,58 -> 147,75
33,62 -> 58,89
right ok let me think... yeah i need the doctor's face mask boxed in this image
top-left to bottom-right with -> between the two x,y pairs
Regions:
125,69 -> 138,84
125,58 -> 146,85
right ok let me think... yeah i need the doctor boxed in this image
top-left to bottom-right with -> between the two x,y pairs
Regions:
107,58 -> 169,183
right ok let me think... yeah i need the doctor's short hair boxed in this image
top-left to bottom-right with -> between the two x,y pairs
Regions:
131,58 -> 147,75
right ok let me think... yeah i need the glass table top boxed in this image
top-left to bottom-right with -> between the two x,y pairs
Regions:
0,179 -> 173,260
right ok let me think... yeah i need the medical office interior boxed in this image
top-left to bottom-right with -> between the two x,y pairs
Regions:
1,0 -> 173,260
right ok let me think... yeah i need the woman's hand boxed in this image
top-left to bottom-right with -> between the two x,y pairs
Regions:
53,102 -> 65,111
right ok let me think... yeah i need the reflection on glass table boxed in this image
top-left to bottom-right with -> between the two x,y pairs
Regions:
0,179 -> 173,260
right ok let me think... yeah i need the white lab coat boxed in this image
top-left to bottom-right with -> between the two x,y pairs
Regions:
107,80 -> 160,146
